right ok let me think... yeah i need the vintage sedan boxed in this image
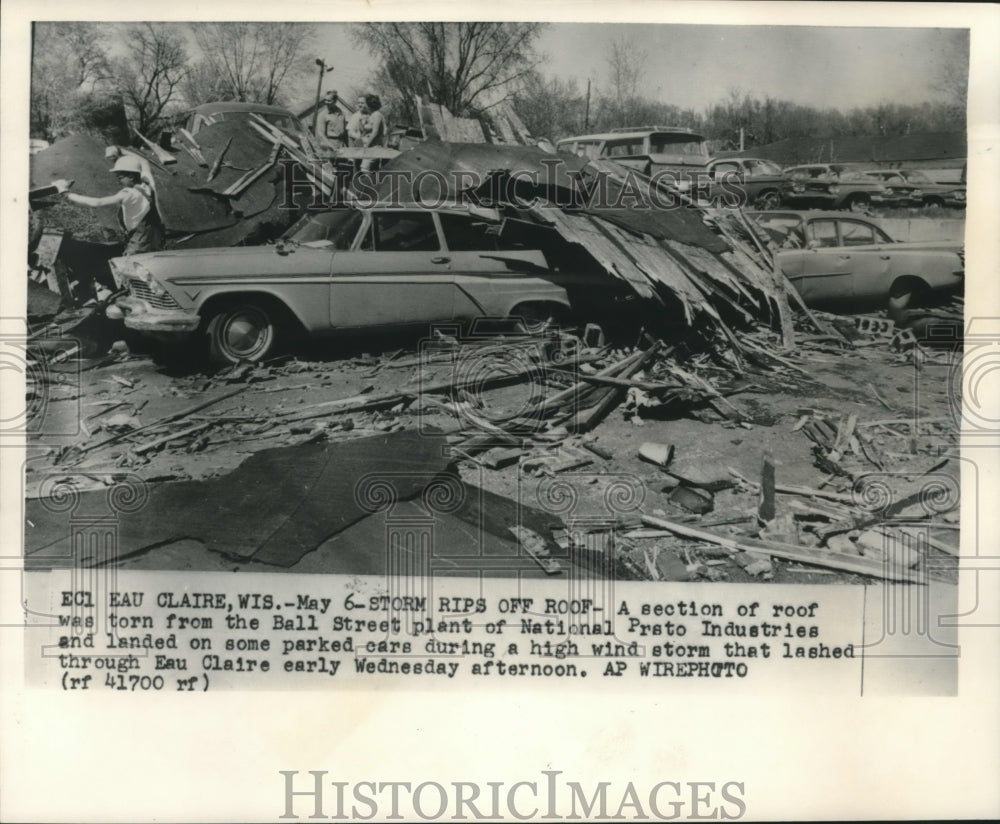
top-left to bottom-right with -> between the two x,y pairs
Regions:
782,164 -> 891,211
555,127 -> 710,192
109,204 -> 624,366
704,156 -> 787,209
892,169 -> 966,208
748,211 -> 963,316
861,170 -> 925,207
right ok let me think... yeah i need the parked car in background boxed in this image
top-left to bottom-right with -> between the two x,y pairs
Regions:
556,127 -> 710,193
110,203 -> 626,366
781,164 -> 891,212
861,170 -> 924,207
747,211 -> 963,317
891,169 -> 967,208
704,156 -> 787,209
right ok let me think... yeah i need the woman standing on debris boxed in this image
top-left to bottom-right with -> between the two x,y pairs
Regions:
347,96 -> 369,148
54,155 -> 165,255
358,94 -> 386,172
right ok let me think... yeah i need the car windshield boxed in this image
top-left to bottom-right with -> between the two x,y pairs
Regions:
649,135 -> 708,157
286,210 -> 364,248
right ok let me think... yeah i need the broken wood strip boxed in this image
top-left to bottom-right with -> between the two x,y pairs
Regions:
738,338 -> 816,378
66,387 -> 246,461
133,421 -> 215,455
276,354 -> 573,425
640,514 -> 924,583
589,217 -> 706,308
828,413 -> 858,462
544,365 -> 682,393
531,207 -> 659,301
727,467 -> 859,505
522,349 -> 646,419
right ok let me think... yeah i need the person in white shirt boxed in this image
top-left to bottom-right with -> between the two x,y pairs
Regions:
56,154 -> 164,254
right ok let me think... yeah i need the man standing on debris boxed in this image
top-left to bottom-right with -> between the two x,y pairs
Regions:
316,90 -> 348,149
53,154 -> 164,255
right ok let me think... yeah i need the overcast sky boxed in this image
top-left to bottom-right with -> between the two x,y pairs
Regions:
305,23 -> 968,112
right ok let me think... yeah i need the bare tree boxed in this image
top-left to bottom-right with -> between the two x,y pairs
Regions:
603,35 -> 646,127
352,23 -> 545,122
190,23 -> 315,105
114,23 -> 188,135
31,23 -> 111,137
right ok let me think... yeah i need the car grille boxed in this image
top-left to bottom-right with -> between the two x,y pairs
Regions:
126,277 -> 181,310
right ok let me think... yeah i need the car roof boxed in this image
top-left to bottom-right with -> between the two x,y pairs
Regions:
748,210 -> 877,222
557,128 -> 705,143
340,201 -> 502,221
708,156 -> 778,164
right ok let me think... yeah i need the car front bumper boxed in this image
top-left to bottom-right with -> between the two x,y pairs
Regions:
115,296 -> 201,341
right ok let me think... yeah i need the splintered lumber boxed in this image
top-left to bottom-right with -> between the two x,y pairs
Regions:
545,365 -> 682,394
758,451 -> 776,523
275,354 -> 558,424
133,421 -> 215,455
640,514 -> 924,583
728,468 -> 859,505
67,387 -> 246,460
571,342 -> 663,432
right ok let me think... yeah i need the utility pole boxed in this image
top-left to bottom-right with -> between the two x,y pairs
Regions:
584,79 -> 591,131
312,58 -> 334,132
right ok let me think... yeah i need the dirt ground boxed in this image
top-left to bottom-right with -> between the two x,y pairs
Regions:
25,311 -> 961,584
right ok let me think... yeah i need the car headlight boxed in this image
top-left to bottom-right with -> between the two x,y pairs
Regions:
827,185 -> 840,194
792,183 -> 805,193
955,191 -> 966,200
119,259 -> 169,297
911,189 -> 923,197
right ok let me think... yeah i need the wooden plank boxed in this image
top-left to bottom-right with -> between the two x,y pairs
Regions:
640,514 -> 924,583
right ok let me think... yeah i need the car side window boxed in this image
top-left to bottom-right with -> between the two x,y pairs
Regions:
361,212 -> 440,252
809,220 -> 840,248
839,221 -> 878,247
439,212 -> 515,252
606,139 -> 642,157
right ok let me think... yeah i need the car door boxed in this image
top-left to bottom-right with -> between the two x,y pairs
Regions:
792,218 -> 855,303
328,210 -> 456,329
436,211 -> 559,321
836,218 -> 892,300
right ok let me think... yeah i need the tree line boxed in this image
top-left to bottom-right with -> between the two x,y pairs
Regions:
31,22 -> 966,151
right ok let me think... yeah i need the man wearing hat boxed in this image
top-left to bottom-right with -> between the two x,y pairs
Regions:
316,89 -> 348,149
54,152 -> 164,255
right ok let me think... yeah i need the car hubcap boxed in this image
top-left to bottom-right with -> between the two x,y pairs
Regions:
222,310 -> 270,359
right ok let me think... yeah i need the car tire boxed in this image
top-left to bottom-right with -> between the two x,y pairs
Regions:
753,190 -> 782,210
206,302 -> 277,367
845,194 -> 870,213
887,279 -> 929,325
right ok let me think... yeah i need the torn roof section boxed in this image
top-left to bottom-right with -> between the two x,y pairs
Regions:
372,140 -> 794,341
